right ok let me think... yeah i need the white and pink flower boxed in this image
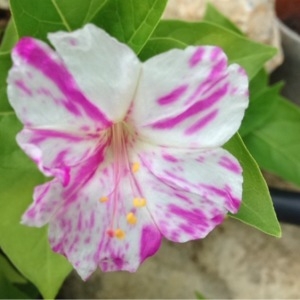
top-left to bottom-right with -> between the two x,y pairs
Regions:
7,24 -> 249,279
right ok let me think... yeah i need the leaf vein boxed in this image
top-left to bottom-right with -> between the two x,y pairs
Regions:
51,0 -> 72,31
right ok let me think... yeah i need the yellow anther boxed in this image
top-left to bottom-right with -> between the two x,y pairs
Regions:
126,212 -> 137,225
131,162 -> 140,173
99,196 -> 108,203
115,229 -> 125,239
133,197 -> 147,208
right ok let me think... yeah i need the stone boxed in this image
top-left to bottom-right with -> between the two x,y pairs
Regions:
0,0 -> 9,9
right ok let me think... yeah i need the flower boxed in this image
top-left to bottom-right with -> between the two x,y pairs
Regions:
7,24 -> 249,279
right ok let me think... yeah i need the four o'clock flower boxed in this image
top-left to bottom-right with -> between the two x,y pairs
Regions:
7,24 -> 249,279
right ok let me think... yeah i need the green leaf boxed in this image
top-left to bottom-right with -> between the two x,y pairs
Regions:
0,253 -> 27,284
0,17 -> 18,115
240,81 -> 282,136
248,69 -> 269,98
0,19 -> 18,114
10,0 -> 108,41
244,98 -> 300,187
0,253 -> 39,299
11,0 -> 69,41
0,19 -> 19,53
225,134 -> 281,237
0,114 -> 72,299
140,20 -> 277,79
50,0 -> 108,31
0,53 -> 12,113
92,0 -> 168,53
195,291 -> 207,299
0,270 -> 30,299
138,36 -> 187,60
11,0 -> 167,53
203,3 -> 242,35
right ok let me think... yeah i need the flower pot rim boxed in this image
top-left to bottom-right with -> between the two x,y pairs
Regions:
276,18 -> 300,44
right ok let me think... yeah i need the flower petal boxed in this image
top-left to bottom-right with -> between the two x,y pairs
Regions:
18,128 -> 109,185
8,36 -> 111,129
22,143 -> 107,227
48,23 -> 141,122
131,142 -> 243,242
7,37 -> 112,179
24,146 -> 162,279
129,46 -> 248,148
22,179 -> 63,227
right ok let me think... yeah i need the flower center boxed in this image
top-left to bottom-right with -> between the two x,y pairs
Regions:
111,122 -> 127,187
99,122 -> 146,240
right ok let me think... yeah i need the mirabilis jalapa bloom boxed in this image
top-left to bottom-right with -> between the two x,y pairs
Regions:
7,24 -> 249,279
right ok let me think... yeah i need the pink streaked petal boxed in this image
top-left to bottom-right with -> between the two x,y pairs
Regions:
95,173 -> 162,274
8,37 -> 112,129
129,46 -> 249,148
133,165 -> 227,243
16,128 -> 108,182
7,36 -> 114,178
131,142 -> 243,242
22,179 -> 62,227
22,143 -> 107,228
43,145 -> 161,279
48,23 -> 141,121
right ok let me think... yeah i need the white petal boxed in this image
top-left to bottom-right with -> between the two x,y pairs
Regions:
8,37 -> 111,129
17,128 -> 108,184
7,37 -> 112,180
48,24 -> 142,122
129,46 -> 249,148
25,143 -> 161,279
131,142 -> 243,242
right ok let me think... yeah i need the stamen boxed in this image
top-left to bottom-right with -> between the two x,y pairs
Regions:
131,162 -> 140,173
115,228 -> 125,239
109,122 -> 146,231
133,197 -> 147,207
99,196 -> 108,203
126,212 -> 137,225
